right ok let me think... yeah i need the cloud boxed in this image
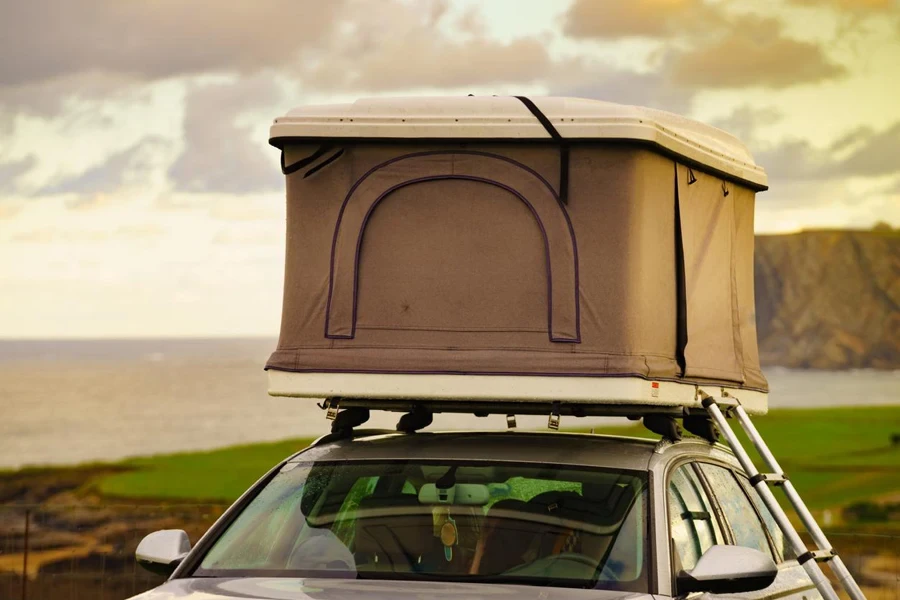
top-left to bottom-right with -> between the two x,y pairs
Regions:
212,228 -> 281,245
0,155 -> 37,194
552,64 -> 696,114
295,2 -> 564,93
711,106 -> 783,143
0,203 -> 22,219
9,223 -> 164,243
880,175 -> 900,194
828,123 -> 900,178
563,0 -> 723,39
787,0 -> 898,12
754,122 -> 900,181
0,71 -> 142,121
755,140 -> 828,181
167,76 -> 283,194
11,228 -> 109,243
40,137 -> 169,200
307,36 -> 556,92
1,0 -> 573,97
0,0 -> 347,87
561,1 -> 846,90
754,179 -> 900,232
666,16 -> 846,89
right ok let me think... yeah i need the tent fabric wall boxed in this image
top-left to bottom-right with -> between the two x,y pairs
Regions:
266,142 -> 768,393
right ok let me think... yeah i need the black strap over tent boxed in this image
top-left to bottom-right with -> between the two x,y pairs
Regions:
281,145 -> 331,174
304,149 -> 344,179
282,146 -> 346,178
514,96 -> 570,204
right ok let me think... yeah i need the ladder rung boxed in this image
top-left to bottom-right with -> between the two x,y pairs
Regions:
798,549 -> 836,565
749,472 -> 788,486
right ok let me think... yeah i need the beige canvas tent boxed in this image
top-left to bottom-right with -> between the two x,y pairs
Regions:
266,97 -> 769,414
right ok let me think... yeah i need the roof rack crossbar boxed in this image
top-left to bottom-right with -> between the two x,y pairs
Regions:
334,397 -> 684,419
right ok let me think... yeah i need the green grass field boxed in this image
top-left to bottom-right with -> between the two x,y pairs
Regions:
582,406 -> 900,509
89,406 -> 900,510
95,438 -> 315,501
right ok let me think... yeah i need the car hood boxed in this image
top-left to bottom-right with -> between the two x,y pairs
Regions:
128,577 -> 654,600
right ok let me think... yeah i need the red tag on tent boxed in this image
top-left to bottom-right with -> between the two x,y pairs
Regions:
651,382 -> 660,398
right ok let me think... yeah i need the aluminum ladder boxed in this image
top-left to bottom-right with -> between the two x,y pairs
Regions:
702,393 -> 866,600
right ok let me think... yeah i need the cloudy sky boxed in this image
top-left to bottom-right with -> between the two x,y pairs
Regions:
1,0 -> 898,338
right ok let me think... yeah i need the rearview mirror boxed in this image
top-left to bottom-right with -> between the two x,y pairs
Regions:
136,529 -> 191,577
677,545 -> 777,594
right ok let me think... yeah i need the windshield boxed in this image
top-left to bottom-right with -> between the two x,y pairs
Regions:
195,459 -> 649,591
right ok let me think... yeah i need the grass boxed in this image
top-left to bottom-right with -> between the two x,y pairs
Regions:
62,406 -> 900,509
729,406 -> 900,509
577,406 -> 900,510
95,438 -> 314,502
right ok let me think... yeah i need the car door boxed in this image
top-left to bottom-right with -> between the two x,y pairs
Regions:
694,462 -> 823,600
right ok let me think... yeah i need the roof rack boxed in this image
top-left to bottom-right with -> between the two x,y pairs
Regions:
318,396 -> 717,441
331,397 -> 687,418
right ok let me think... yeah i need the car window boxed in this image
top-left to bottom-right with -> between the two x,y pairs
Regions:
195,459 -> 650,593
486,476 -> 582,509
331,476 -> 380,546
739,474 -> 795,561
698,463 -> 773,560
667,464 -> 724,572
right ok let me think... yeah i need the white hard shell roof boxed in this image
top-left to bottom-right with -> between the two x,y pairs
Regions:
271,96 -> 767,189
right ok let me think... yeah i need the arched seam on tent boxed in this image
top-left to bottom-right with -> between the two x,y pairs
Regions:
328,175 -> 576,342
324,155 -> 581,342
325,150 -> 580,342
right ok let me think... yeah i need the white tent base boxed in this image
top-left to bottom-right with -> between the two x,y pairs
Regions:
267,371 -> 767,415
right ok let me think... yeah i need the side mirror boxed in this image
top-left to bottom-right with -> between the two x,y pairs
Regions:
677,545 -> 777,595
136,529 -> 191,577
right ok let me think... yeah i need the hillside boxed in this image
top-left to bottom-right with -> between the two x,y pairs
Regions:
754,229 -> 900,369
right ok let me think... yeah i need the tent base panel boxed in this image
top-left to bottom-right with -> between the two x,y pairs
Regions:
266,371 -> 767,415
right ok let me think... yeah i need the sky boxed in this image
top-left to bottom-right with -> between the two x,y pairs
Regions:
0,0 -> 898,339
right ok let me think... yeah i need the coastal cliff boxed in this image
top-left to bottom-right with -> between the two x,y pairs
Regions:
754,229 -> 899,369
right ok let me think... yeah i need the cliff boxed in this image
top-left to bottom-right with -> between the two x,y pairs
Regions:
754,229 -> 900,369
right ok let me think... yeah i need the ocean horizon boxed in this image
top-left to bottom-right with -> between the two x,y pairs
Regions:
1,338 -> 898,470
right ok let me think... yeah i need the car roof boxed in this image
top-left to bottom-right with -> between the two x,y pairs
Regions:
290,430 -> 666,472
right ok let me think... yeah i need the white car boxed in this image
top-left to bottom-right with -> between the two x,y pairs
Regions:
130,430 -> 822,600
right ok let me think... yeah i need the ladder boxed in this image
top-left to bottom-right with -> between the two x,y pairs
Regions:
702,393 -> 866,600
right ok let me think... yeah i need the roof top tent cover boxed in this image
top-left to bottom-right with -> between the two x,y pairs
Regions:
266,96 -> 769,414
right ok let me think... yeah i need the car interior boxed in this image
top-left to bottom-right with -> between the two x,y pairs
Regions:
288,461 -> 647,585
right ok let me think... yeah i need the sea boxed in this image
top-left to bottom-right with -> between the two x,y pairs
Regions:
1,338 -> 898,470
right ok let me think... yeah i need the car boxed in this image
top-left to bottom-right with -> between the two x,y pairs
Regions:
129,429 -> 823,600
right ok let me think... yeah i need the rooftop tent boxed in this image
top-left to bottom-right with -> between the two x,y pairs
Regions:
266,96 -> 769,414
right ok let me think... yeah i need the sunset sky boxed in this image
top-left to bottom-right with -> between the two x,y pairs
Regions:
1,0 -> 898,338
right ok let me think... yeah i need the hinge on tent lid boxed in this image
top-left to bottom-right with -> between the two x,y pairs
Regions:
718,389 -> 742,413
698,389 -> 738,414
325,398 -> 340,421
548,402 -> 561,430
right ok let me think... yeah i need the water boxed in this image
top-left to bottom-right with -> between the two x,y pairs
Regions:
1,338 -> 898,469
